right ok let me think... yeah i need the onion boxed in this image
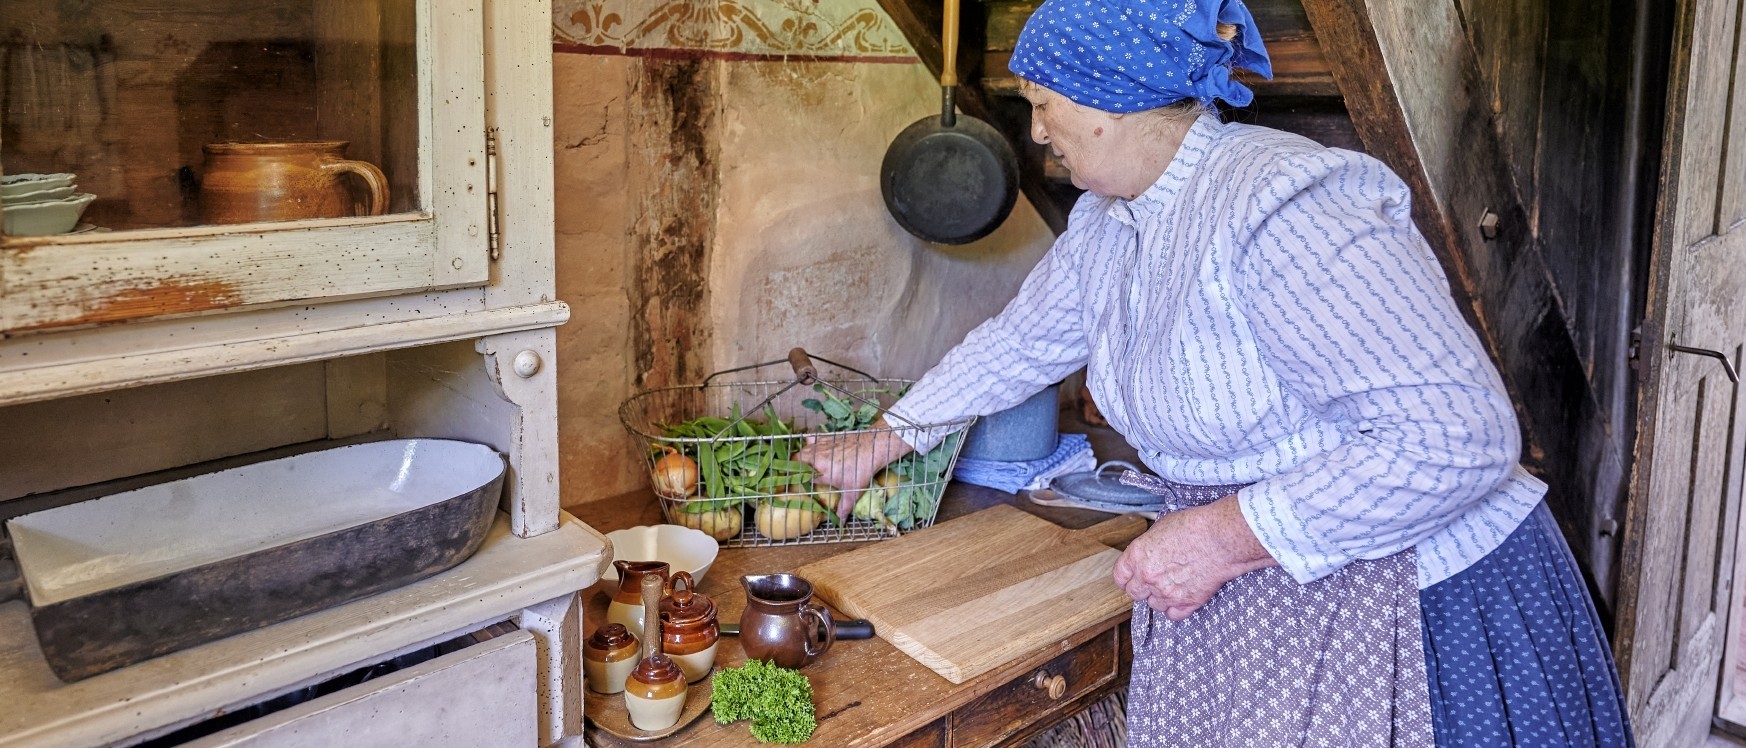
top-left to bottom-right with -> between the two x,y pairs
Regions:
651,447 -> 699,498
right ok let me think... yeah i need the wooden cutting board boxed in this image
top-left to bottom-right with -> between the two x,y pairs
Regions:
795,505 -> 1146,684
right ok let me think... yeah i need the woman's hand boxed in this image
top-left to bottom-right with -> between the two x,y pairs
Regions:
1112,495 -> 1279,620
796,420 -> 914,520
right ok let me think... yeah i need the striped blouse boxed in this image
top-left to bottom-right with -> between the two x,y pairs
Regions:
888,113 -> 1546,588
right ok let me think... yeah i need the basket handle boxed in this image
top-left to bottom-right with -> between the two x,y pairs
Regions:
788,348 -> 819,384
699,349 -> 881,387
782,349 -> 922,429
691,348 -> 956,434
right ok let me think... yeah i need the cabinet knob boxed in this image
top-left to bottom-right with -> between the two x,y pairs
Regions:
512,350 -> 543,378
1032,670 -> 1066,700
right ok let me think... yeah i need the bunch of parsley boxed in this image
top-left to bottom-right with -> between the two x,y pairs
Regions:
709,659 -> 817,743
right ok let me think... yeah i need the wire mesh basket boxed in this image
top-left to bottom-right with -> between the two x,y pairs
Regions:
617,349 -> 976,547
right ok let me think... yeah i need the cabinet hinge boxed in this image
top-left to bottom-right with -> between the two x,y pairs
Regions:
486,128 -> 502,261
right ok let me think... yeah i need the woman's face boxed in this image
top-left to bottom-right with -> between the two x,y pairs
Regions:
1020,81 -> 1135,197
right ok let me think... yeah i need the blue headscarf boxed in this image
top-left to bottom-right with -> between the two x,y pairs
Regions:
1009,0 -> 1273,112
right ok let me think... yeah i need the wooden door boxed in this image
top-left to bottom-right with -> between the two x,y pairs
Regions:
1613,0 -> 1746,744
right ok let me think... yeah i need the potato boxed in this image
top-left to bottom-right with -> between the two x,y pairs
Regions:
755,502 -> 825,541
675,506 -> 743,541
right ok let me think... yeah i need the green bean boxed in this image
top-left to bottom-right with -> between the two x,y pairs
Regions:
768,458 -> 812,475
749,449 -> 774,485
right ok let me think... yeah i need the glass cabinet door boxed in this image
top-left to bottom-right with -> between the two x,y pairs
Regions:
0,0 -> 487,333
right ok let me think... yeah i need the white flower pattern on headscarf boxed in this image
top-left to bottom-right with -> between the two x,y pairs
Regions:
1010,0 -> 1272,111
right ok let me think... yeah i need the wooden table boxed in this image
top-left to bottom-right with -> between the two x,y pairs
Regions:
575,483 -> 1137,747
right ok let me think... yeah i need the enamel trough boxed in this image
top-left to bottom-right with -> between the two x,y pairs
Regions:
0,439 -> 505,681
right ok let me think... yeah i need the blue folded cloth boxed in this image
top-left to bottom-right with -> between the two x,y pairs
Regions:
951,433 -> 1094,494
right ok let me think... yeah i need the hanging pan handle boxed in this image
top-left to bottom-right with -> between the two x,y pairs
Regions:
939,0 -> 961,127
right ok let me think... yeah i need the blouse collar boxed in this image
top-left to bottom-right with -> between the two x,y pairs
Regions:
1106,111 -> 1221,226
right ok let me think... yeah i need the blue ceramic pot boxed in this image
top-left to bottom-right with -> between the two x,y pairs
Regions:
960,384 -> 1060,462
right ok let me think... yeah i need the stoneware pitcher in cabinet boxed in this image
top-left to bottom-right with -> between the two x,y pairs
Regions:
739,573 -> 835,669
199,141 -> 388,224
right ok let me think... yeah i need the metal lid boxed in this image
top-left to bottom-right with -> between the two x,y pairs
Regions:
1047,461 -> 1171,507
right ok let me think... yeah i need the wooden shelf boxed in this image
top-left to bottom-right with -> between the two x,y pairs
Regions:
0,297 -> 569,407
0,511 -> 607,748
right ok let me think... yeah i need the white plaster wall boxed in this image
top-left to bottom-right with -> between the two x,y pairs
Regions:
709,59 -> 1055,382
553,53 -> 645,503
551,0 -> 1059,505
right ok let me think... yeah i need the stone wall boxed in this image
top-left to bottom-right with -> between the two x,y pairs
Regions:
552,0 -> 1057,505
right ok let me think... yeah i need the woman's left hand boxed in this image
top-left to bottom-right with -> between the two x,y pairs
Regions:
1112,495 -> 1279,621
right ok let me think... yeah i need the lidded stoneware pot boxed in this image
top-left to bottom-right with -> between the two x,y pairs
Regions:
583,623 -> 640,694
658,570 -> 719,682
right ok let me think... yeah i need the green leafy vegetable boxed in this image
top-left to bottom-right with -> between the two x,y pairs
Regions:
880,431 -> 961,531
651,381 -> 964,539
801,383 -> 885,433
710,659 -> 817,743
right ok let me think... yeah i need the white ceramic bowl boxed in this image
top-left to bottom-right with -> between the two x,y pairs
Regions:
1,173 -> 76,199
602,524 -> 719,587
1,184 -> 77,205
3,192 -> 95,237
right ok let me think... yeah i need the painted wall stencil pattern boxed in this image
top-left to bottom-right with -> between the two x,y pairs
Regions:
553,0 -> 915,60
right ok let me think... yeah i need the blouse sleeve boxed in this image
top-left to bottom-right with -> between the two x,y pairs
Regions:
884,203 -> 1098,453
1232,149 -> 1522,585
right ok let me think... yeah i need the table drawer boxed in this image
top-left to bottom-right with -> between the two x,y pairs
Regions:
948,628 -> 1120,747
890,719 -> 949,747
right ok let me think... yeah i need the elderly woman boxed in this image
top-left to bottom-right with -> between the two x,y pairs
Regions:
800,0 -> 1635,745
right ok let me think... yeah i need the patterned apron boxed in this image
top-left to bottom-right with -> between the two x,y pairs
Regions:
1117,473 -> 1434,748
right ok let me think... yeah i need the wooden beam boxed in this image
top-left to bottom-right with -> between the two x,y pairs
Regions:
1299,0 -> 1492,313
1241,0 -> 1342,97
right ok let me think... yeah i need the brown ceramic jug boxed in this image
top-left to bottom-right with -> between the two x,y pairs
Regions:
659,571 -> 719,682
608,561 -> 669,640
739,573 -> 835,669
199,141 -> 388,224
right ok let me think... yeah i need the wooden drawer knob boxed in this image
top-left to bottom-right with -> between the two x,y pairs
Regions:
1032,671 -> 1066,700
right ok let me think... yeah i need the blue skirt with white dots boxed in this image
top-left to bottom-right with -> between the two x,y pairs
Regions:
1419,502 -> 1635,746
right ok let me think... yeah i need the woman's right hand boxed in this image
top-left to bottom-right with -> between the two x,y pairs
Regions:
797,419 -> 914,520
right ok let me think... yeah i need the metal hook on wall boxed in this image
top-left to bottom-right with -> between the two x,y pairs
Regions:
1669,343 -> 1740,384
